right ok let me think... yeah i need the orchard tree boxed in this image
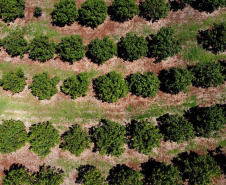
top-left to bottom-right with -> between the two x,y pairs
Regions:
157,113 -> 195,143
28,35 -> 56,62
29,72 -> 59,100
51,0 -> 78,26
0,69 -> 26,94
87,36 -> 117,65
127,120 -> 163,154
197,22 -> 226,54
78,0 -> 108,28
127,71 -> 160,97
139,0 -> 170,21
149,27 -> 182,61
191,61 -> 225,88
110,0 -> 139,22
28,121 -> 60,158
57,35 -> 85,63
61,72 -> 90,99
0,0 -> 25,22
118,32 -> 148,61
60,124 -> 91,157
2,30 -> 28,58
34,6 -> 42,18
93,119 -> 126,157
107,164 -> 143,185
0,120 -> 27,154
93,71 -> 129,103
158,67 -> 194,94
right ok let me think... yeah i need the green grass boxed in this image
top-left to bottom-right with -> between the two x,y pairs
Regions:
168,148 -> 180,156
217,139 -> 226,147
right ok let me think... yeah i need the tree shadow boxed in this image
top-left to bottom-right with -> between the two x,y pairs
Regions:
169,0 -> 186,11
157,69 -> 170,93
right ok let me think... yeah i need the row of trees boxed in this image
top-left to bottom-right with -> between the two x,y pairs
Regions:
0,105 -> 225,157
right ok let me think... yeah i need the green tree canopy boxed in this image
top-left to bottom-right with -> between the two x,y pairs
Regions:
34,6 -> 42,18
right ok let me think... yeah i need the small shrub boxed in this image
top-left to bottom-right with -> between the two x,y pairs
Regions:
127,71 -> 160,97
61,72 -> 90,99
0,69 -> 26,94
93,119 -> 126,157
87,36 -> 117,65
0,120 -> 27,154
51,0 -> 78,26
118,32 -> 148,61
29,72 -> 59,100
28,121 -> 60,158
93,71 -> 129,103
57,35 -> 85,63
34,6 -> 42,17
60,124 -> 91,156
78,0 -> 108,28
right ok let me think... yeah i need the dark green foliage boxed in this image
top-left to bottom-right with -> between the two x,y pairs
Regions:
149,27 -> 182,61
2,30 -> 28,58
93,119 -> 126,157
110,0 -> 139,22
60,124 -> 91,156
191,61 -> 225,88
61,72 -> 90,99
0,0 -> 25,22
57,35 -> 85,63
118,32 -> 148,61
197,22 -> 226,54
139,0 -> 171,21
78,0 -> 108,28
29,72 -> 59,100
34,6 -> 42,17
158,67 -> 194,94
28,122 -> 60,157
127,71 -> 160,97
87,36 -> 117,64
0,120 -> 27,154
127,120 -> 163,154
185,105 -> 226,138
76,165 -> 105,185
0,69 -> 26,94
93,71 -> 129,103
29,35 -> 56,62
52,0 -> 78,26
107,164 -> 143,185
157,114 -> 195,143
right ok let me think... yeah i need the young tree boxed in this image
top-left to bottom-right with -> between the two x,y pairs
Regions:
149,27 -> 182,61
110,0 -> 139,22
0,120 -> 27,154
34,6 -> 42,18
158,67 -> 194,94
93,71 -> 129,103
139,0 -> 170,21
0,69 -> 26,94
29,72 -> 59,100
157,113 -> 195,143
2,30 -> 28,58
78,0 -> 108,28
61,72 -> 90,99
93,119 -> 126,157
28,121 -> 60,158
107,164 -> 143,185
87,36 -> 117,65
51,0 -> 78,26
197,22 -> 226,54
118,32 -> 148,61
60,124 -> 91,157
127,71 -> 160,97
127,120 -> 163,154
0,0 -> 25,22
28,35 -> 56,62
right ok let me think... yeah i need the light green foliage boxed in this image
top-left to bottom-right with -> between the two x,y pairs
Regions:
29,72 -> 59,100
0,120 -> 27,154
93,119 -> 126,157
60,124 -> 91,156
34,6 -> 42,17
61,72 -> 90,99
28,122 -> 60,157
